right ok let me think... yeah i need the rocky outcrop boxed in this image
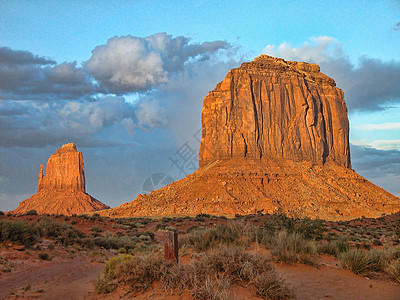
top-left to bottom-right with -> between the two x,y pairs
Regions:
12,143 -> 109,215
99,56 -> 399,220
99,158 -> 399,220
200,55 -> 350,168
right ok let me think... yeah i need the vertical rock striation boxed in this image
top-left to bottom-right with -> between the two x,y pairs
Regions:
12,143 -> 109,215
200,55 -> 350,168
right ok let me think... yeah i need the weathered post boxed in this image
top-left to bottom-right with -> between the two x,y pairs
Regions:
164,231 -> 178,263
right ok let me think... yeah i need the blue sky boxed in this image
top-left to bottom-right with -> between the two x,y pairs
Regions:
1,0 -> 400,211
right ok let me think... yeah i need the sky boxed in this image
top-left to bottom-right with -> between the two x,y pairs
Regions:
1,0 -> 400,211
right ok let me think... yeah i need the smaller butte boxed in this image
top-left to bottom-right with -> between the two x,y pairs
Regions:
11,143 -> 109,215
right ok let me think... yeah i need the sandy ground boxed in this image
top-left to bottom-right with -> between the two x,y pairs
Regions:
0,254 -> 104,299
1,252 -> 400,299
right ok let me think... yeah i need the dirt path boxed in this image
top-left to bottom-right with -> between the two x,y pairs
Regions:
0,255 -> 104,299
276,263 -> 400,300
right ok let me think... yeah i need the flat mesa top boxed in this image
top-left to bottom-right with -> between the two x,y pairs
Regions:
238,55 -> 335,87
57,143 -> 77,154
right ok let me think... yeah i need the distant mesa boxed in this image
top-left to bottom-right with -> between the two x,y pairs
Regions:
12,143 -> 109,215
100,55 -> 400,220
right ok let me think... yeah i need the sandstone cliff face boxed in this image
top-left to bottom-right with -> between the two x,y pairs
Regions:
38,143 -> 86,192
99,56 -> 399,220
200,55 -> 350,168
12,143 -> 109,215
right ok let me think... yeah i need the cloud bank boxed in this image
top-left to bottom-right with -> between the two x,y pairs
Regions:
84,33 -> 229,93
0,33 -> 235,149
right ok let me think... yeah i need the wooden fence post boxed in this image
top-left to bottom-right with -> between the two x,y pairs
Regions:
164,231 -> 178,263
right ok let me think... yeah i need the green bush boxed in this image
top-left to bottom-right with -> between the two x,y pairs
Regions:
37,217 -> 85,246
264,213 -> 295,235
0,219 -> 39,246
296,218 -> 326,240
26,210 -> 38,216
0,211 -> 4,216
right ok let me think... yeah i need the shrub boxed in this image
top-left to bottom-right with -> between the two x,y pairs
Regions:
296,218 -> 326,240
114,254 -> 164,291
317,241 -> 338,256
180,222 -> 250,251
264,213 -> 295,235
86,235 -> 137,250
266,230 -> 317,263
334,237 -> 350,254
387,258 -> 400,283
26,210 -> 38,216
38,252 -> 51,261
0,219 -> 39,246
191,274 -> 231,300
104,254 -> 133,280
0,211 -> 4,216
340,248 -> 386,275
37,217 -> 85,246
95,246 -> 291,299
196,213 -> 211,218
252,272 -> 290,299
94,276 -> 117,294
90,226 -> 102,233
164,225 -> 176,232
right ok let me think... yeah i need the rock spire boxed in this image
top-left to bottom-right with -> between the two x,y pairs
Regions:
12,143 -> 109,215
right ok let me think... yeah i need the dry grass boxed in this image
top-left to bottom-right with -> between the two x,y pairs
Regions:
96,246 -> 291,299
387,258 -> 400,283
340,248 -> 386,275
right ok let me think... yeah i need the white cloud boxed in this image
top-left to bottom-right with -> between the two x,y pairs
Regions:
356,122 -> 400,130
84,33 -> 229,93
351,139 -> 400,151
135,99 -> 167,130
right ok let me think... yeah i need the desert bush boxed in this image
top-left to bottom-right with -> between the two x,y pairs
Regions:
296,218 -> 326,240
317,240 -> 338,256
191,273 -> 231,300
340,248 -> 386,275
252,272 -> 290,299
114,253 -> 164,291
264,213 -> 295,235
196,213 -> 211,218
104,254 -> 133,280
164,225 -> 177,232
180,222 -> 250,251
26,210 -> 38,216
0,219 -> 39,246
96,246 -> 291,299
90,226 -> 102,233
265,230 -> 317,263
89,235 -> 137,250
57,227 -> 86,246
387,258 -> 400,283
38,252 -> 51,261
94,276 -> 117,294
0,211 -> 4,216
89,213 -> 101,221
37,216 -> 86,246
